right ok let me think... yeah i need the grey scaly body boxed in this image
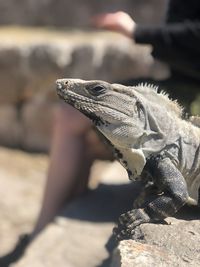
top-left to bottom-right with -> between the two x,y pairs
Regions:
56,78 -> 200,240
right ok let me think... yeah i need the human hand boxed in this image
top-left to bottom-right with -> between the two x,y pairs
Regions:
92,11 -> 136,38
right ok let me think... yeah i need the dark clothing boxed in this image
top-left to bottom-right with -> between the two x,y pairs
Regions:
134,0 -> 200,81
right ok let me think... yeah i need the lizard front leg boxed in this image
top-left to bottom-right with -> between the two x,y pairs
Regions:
133,179 -> 159,209
114,156 -> 189,240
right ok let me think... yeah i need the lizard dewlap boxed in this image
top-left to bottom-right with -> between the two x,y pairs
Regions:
56,78 -> 200,240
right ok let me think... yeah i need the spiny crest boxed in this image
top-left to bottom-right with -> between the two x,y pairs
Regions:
137,83 -> 159,92
134,83 -> 183,118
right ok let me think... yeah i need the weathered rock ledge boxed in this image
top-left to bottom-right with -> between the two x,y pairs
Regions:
12,184 -> 200,267
0,149 -> 199,267
112,216 -> 200,266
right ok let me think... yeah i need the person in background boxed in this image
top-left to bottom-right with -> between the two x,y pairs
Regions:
93,0 -> 200,108
1,0 -> 200,265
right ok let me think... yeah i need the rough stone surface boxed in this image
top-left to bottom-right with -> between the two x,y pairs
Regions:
0,147 -> 48,256
12,181 -> 138,267
111,215 -> 200,267
111,240 -> 179,267
138,216 -> 200,266
12,219 -> 114,267
0,147 -> 200,266
10,188 -> 200,267
0,146 -> 129,267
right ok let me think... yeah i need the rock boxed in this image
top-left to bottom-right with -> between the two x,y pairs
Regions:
1,146 -> 199,267
0,46 -> 28,104
111,216 -> 200,266
12,182 -> 140,267
0,105 -> 22,147
1,147 -> 200,266
0,147 -> 48,255
111,240 -> 179,267
138,216 -> 200,265
0,147 -> 130,266
12,218 -> 113,267
11,185 -> 200,267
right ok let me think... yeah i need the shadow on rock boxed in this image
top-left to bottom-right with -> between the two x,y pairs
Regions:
61,181 -> 142,222
175,205 -> 200,220
0,234 -> 30,267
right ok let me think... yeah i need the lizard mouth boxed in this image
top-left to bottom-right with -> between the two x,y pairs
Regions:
56,80 -> 77,106
56,80 -> 104,126
56,81 -> 66,99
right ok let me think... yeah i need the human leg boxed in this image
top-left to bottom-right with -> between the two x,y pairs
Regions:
0,104 -> 95,265
31,104 -> 93,238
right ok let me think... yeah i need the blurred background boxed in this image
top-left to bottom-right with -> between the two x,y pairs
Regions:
0,0 -> 169,152
0,0 -> 199,266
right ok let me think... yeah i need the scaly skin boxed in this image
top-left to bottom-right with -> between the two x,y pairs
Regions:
56,78 -> 200,240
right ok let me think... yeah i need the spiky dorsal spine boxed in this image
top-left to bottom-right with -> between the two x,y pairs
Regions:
135,83 -> 183,118
137,83 -> 159,93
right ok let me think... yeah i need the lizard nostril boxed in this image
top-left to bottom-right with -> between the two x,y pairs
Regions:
65,81 -> 68,85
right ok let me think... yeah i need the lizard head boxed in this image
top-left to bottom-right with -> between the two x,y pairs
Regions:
56,78 -> 145,148
56,78 -> 183,179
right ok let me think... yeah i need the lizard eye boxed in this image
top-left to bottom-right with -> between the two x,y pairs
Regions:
90,85 -> 106,96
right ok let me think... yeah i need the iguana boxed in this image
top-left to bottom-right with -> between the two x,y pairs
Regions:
56,78 -> 200,240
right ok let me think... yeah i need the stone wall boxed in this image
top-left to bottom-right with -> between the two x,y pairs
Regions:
0,28 -> 168,151
0,0 -> 167,27
0,0 -> 168,151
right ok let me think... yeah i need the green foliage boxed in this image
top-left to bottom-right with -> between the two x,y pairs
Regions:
190,94 -> 200,115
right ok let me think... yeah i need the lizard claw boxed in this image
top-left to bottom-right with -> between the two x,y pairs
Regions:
113,209 -> 150,240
